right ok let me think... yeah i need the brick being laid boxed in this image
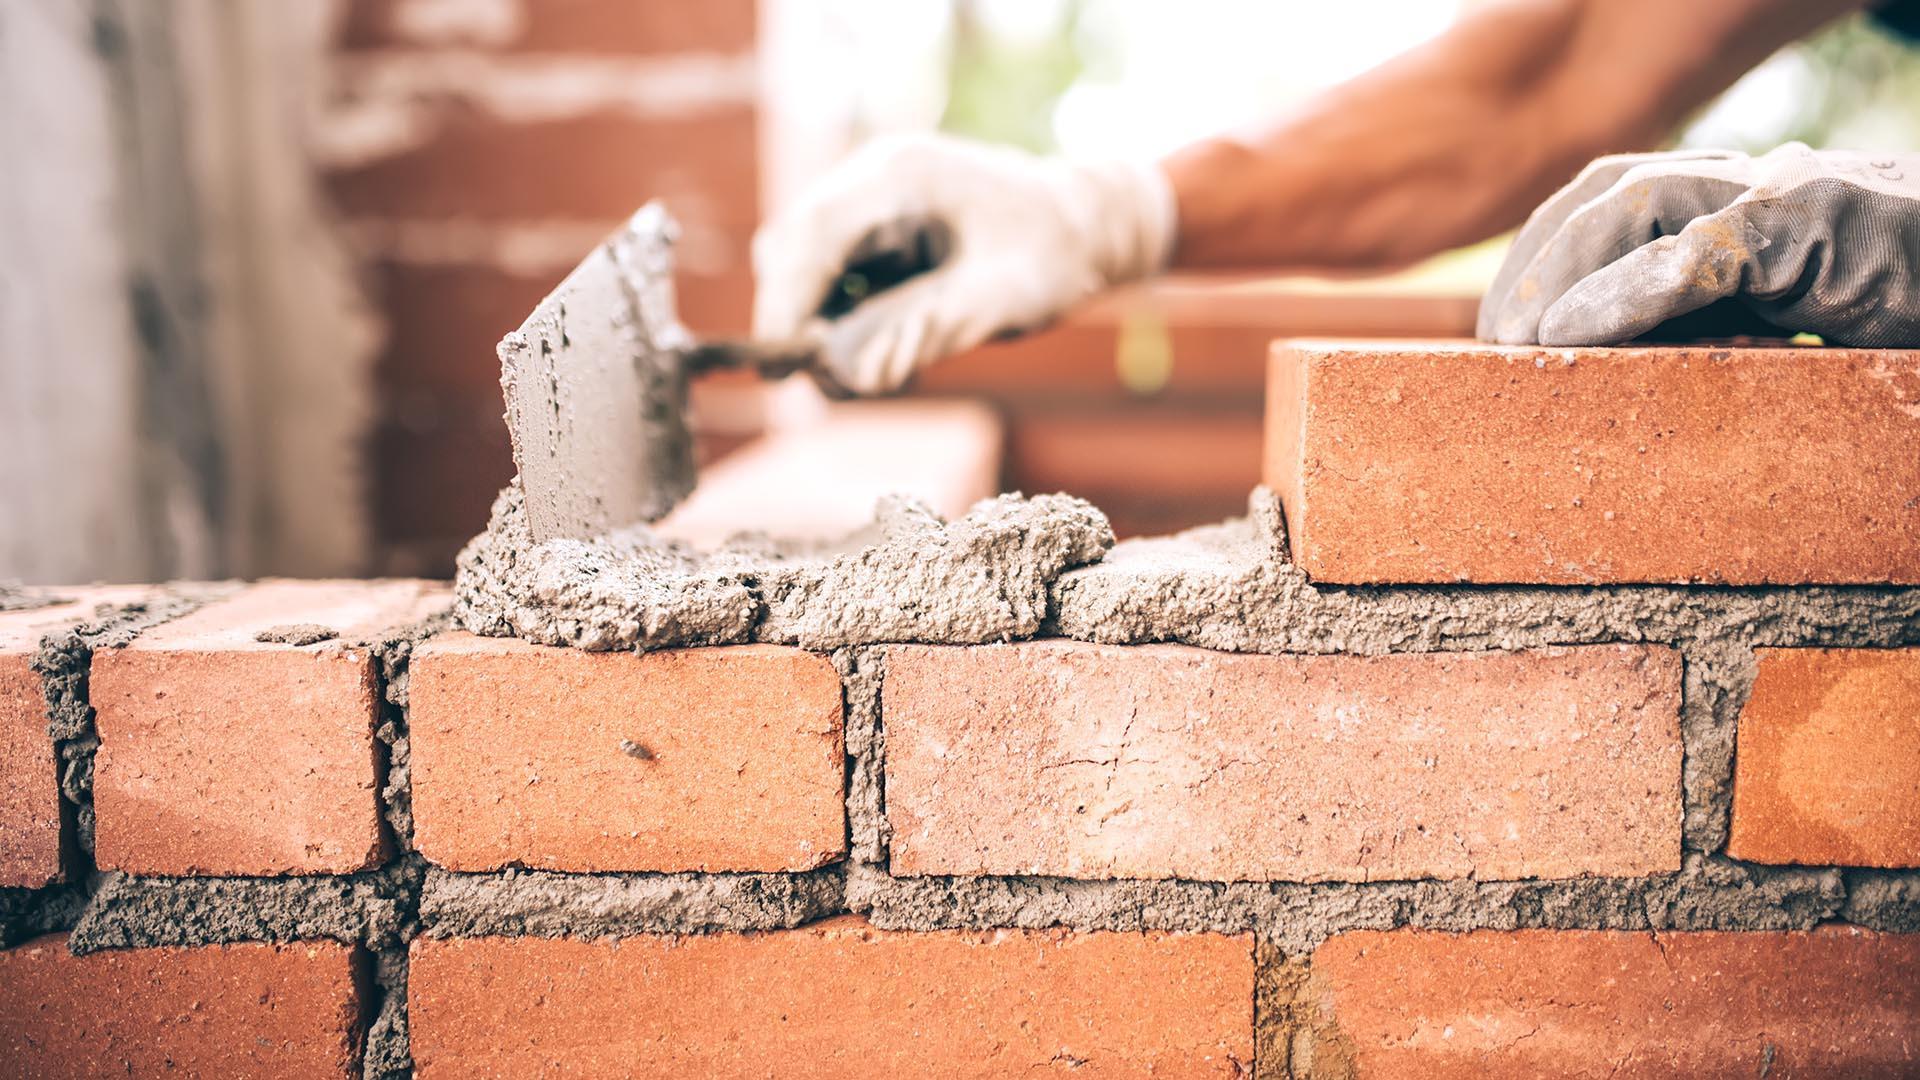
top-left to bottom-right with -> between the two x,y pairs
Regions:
88,578 -> 447,877
884,640 -> 1683,882
1265,341 -> 1920,584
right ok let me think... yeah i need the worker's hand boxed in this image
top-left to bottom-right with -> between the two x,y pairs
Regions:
752,133 -> 1177,394
1478,143 -> 1920,348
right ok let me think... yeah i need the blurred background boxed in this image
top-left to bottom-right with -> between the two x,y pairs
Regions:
6,0 -> 1919,584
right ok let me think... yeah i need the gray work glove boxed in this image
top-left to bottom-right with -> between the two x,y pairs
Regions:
1478,143 -> 1920,347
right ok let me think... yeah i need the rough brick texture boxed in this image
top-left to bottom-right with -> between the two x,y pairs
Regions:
1305,927 -> 1920,1078
1266,341 -> 1920,584
0,587 -> 156,887
89,579 -> 446,876
0,650 -> 57,888
409,919 -> 1252,1077
0,934 -> 366,1078
885,641 -> 1682,882
1729,648 -> 1920,868
409,636 -> 844,872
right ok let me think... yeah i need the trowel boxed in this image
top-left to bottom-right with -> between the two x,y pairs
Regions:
497,202 -> 945,543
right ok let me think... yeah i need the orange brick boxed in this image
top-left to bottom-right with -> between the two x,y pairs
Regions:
408,635 -> 844,872
0,934 -> 366,1078
324,109 -> 758,222
89,579 -> 447,876
0,587 -> 157,887
1266,341 -> 1920,584
1728,648 -> 1920,868
339,0 -> 756,55
1308,927 -> 1920,1078
409,919 -> 1251,1077
885,641 -> 1682,882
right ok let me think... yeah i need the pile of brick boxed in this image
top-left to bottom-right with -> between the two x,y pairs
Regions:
4,342 -> 1918,1077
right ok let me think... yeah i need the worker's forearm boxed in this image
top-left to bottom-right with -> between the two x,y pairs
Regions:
1163,0 -> 1867,270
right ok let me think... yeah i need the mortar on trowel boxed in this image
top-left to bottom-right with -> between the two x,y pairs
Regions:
499,202 -> 947,543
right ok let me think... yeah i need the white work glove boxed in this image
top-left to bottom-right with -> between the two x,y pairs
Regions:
752,133 -> 1178,395
1479,143 -> 1920,348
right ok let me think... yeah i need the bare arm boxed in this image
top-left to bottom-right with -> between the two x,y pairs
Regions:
1164,0 -> 1871,270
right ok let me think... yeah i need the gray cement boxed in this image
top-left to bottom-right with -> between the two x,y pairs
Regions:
0,583 -> 62,612
360,609 -> 450,852
453,482 -> 1113,652
255,622 -> 338,645
68,860 -> 423,954
834,647 -> 890,864
418,867 -> 847,939
1052,488 -> 1920,657
844,856 -> 1864,954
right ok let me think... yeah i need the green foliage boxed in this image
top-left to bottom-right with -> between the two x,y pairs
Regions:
1777,15 -> 1920,150
938,1 -> 1087,152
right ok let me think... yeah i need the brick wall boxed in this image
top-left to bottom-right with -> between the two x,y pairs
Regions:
4,339 -> 1918,1076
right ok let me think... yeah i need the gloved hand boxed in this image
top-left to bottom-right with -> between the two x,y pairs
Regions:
752,133 -> 1177,394
1478,143 -> 1920,348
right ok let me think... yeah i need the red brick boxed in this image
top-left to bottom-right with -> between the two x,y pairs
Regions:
89,579 -> 448,876
0,587 -> 157,887
339,0 -> 756,55
408,636 -> 844,872
409,918 -> 1251,1077
885,642 -> 1682,882
1728,648 -> 1920,867
324,108 -> 757,222
1307,927 -> 1920,1078
1266,341 -> 1920,584
0,934 -> 366,1078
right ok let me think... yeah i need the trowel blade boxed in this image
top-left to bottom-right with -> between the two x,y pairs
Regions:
498,203 -> 696,543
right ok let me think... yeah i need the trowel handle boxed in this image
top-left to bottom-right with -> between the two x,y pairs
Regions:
816,215 -> 952,319
680,338 -> 857,400
682,216 -> 951,399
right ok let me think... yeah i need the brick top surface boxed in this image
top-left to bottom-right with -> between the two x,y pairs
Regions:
125,579 -> 446,652
1280,338 -> 1920,361
0,586 -> 161,654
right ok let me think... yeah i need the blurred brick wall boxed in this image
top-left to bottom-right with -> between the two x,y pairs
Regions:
324,0 -> 759,575
915,289 -> 1479,538
318,3 -> 1482,567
